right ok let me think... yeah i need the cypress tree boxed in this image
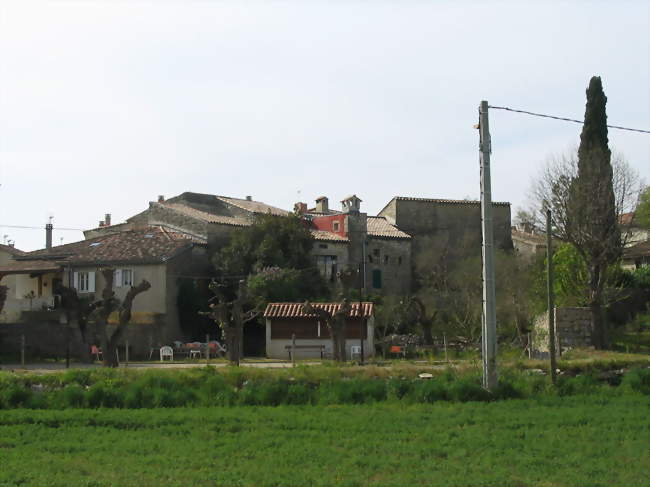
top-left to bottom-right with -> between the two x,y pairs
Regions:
566,76 -> 621,348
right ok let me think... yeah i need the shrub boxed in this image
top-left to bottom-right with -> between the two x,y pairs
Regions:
409,380 -> 449,403
0,384 -> 33,408
60,384 -> 86,408
621,367 -> 650,395
448,378 -> 492,402
86,383 -> 124,408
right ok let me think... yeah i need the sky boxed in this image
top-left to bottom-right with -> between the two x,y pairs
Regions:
0,0 -> 648,251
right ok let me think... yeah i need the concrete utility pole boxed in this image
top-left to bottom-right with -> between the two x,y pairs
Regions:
479,100 -> 498,390
546,209 -> 558,385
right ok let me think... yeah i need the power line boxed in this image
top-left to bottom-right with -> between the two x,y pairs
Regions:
488,105 -> 650,134
0,224 -> 84,231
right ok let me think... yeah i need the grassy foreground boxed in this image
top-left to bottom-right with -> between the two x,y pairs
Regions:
0,394 -> 648,487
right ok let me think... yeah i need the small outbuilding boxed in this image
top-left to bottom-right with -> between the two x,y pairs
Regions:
263,302 -> 374,360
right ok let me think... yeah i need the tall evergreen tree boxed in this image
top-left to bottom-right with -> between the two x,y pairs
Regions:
565,76 -> 621,348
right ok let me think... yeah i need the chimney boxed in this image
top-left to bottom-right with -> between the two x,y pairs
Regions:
246,195 -> 252,201
158,195 -> 165,203
45,223 -> 53,249
294,202 -> 307,214
104,213 -> 111,226
315,196 -> 329,213
99,220 -> 105,227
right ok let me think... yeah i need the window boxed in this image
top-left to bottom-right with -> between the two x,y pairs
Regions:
372,269 -> 382,289
73,271 -> 95,293
332,221 -> 340,232
383,255 -> 389,265
319,243 -> 328,249
114,269 -> 134,288
316,255 -> 337,281
122,269 -> 133,287
373,248 -> 380,259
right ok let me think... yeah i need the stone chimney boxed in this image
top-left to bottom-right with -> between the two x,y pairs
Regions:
45,223 -> 53,249
246,195 -> 252,201
104,213 -> 111,226
99,220 -> 105,227
158,195 -> 165,203
341,195 -> 362,214
294,202 -> 307,214
315,196 -> 329,213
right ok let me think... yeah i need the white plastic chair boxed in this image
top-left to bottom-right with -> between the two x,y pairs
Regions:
160,346 -> 174,362
350,345 -> 362,360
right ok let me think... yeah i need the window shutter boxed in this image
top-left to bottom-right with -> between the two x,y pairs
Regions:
88,271 -> 96,293
114,269 -> 122,288
73,272 -> 79,290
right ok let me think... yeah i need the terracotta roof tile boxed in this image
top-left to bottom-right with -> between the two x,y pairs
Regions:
216,196 -> 289,216
310,230 -> 349,242
163,203 -> 250,226
22,227 -> 198,266
0,244 -> 26,256
367,217 -> 411,239
624,240 -> 650,259
0,260 -> 61,275
264,302 -> 373,318
391,196 -> 510,206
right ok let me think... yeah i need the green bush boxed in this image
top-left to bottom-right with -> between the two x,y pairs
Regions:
86,383 -> 124,408
59,384 -> 85,408
448,378 -> 492,402
409,380 -> 449,403
1,384 -> 33,408
621,367 -> 650,395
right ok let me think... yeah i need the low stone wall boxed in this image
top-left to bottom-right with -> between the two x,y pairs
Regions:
532,307 -> 592,356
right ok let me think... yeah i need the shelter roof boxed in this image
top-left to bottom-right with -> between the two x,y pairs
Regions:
264,302 -> 373,319
215,195 -> 289,216
162,203 -> 250,226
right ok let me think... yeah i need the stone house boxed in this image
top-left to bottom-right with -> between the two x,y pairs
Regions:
0,227 -> 211,356
511,226 -> 547,260
263,301 -> 374,360
622,240 -> 650,270
378,196 -> 513,286
298,195 -> 412,295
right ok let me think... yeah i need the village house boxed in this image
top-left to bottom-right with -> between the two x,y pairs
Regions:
511,224 -> 547,260
0,227 -> 211,357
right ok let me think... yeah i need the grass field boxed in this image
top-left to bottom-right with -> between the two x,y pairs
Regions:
0,394 -> 648,487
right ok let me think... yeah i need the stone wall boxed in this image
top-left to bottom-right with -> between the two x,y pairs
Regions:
532,307 -> 592,355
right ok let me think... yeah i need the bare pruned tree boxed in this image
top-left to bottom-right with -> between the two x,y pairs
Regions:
302,299 -> 351,362
529,149 -> 643,245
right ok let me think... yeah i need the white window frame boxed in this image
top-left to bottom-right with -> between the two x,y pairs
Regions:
114,268 -> 134,288
74,271 -> 95,293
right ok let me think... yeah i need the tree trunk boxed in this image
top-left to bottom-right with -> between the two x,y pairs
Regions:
588,264 -> 608,349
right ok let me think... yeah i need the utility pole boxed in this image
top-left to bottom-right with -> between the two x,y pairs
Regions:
546,209 -> 558,385
479,100 -> 498,390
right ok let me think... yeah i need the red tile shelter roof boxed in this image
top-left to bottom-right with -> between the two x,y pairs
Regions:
264,302 -> 373,319
20,227 -> 199,266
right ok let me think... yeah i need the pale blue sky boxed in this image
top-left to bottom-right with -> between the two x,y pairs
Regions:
1,0 -> 648,250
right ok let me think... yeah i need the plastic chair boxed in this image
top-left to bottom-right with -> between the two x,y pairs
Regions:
160,346 -> 174,362
91,345 -> 103,362
350,345 -> 362,360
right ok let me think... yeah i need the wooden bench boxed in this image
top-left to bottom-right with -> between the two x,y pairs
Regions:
285,344 -> 326,360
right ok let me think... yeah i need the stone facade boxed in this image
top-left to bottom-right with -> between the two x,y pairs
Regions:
532,307 -> 592,355
378,197 -> 513,288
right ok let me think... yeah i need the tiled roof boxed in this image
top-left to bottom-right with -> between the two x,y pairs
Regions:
624,240 -> 650,259
163,203 -> 250,226
310,230 -> 349,242
21,227 -> 198,266
264,302 -> 373,318
0,244 -> 26,256
393,196 -> 510,206
367,217 -> 411,239
0,260 -> 61,275
216,196 -> 289,216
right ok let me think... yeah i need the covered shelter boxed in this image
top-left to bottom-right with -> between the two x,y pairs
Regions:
263,302 -> 374,360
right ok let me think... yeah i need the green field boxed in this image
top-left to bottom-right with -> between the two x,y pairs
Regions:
1,394 -> 648,487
